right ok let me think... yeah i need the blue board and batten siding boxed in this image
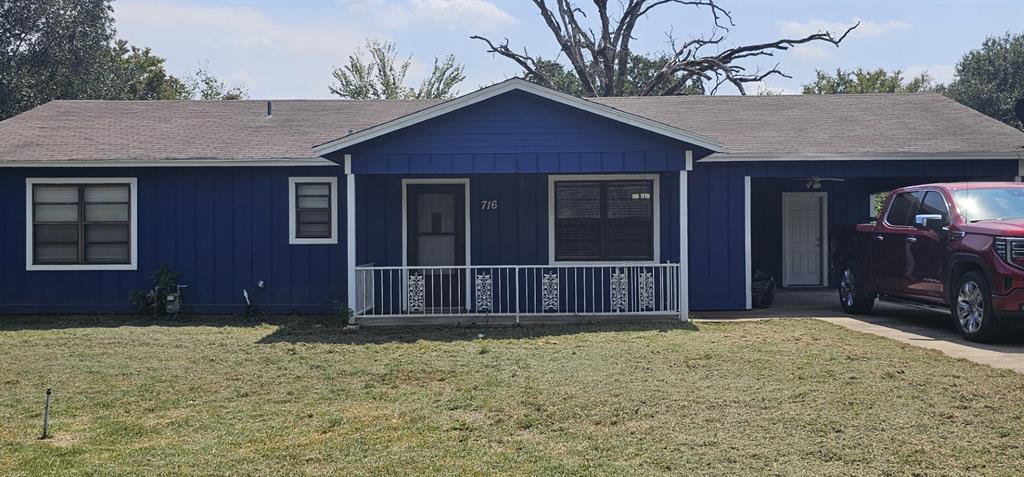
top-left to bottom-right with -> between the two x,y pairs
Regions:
0,166 -> 346,314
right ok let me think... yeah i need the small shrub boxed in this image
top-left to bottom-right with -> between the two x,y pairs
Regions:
129,264 -> 181,316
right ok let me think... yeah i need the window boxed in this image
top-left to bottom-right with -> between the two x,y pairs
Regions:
289,177 -> 338,244
919,191 -> 950,226
885,191 -> 924,226
26,178 -> 137,270
953,187 -> 1024,222
553,178 -> 655,262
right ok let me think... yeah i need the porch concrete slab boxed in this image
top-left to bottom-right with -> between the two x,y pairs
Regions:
695,289 -> 1024,374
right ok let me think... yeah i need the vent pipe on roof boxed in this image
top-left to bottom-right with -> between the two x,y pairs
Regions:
266,100 -> 272,118
347,129 -> 354,136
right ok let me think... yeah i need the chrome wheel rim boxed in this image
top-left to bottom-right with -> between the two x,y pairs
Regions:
957,280 -> 984,333
840,268 -> 856,308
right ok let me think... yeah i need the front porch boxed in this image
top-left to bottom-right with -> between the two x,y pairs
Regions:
345,171 -> 689,324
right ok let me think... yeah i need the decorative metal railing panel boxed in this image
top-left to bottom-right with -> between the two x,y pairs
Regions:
352,263 -> 680,319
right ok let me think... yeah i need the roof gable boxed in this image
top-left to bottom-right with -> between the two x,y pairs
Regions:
311,78 -> 723,156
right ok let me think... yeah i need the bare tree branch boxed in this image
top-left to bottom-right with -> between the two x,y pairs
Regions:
473,0 -> 859,96
471,36 -> 552,87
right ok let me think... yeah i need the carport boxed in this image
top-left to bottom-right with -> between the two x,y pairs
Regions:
749,171 -> 1021,291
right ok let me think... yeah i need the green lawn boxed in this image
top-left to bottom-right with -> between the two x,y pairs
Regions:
1,316 -> 1022,476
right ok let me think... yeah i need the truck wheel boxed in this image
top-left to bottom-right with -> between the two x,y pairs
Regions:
952,271 -> 1000,342
838,262 -> 875,314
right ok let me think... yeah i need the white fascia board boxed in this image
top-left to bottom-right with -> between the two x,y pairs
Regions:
700,152 -> 1024,163
312,78 -> 724,156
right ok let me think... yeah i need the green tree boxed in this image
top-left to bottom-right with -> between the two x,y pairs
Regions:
802,68 -> 935,94
941,33 -> 1024,130
330,40 -> 465,100
106,40 -> 191,100
0,0 -> 117,119
180,63 -> 247,100
1,0 -> 245,120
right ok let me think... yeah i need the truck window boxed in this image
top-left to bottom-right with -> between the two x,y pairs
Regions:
919,191 -> 950,226
885,191 -> 924,226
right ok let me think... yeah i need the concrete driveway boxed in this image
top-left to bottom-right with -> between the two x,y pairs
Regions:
696,289 -> 1024,373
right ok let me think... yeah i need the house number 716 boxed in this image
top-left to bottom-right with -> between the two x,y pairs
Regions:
480,200 -> 498,210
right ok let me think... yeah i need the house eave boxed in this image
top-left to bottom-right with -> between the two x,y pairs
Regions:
699,151 -> 1024,162
0,158 -> 339,167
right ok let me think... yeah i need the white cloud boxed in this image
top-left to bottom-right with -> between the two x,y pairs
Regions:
351,0 -> 516,31
903,64 -> 956,85
777,17 -> 910,40
114,1 -> 373,98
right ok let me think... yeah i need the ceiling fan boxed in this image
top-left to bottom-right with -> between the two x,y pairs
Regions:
795,176 -> 845,189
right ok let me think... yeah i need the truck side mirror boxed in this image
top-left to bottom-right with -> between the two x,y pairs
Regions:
914,214 -> 944,230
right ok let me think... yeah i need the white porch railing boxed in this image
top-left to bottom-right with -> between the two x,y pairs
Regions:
353,263 -> 680,320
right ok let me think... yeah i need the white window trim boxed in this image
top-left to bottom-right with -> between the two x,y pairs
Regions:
25,177 -> 138,271
547,174 -> 661,265
289,177 -> 339,245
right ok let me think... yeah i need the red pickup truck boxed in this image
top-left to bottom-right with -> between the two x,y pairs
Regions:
832,182 -> 1024,341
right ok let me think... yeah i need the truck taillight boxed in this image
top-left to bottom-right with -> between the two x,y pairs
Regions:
994,237 -> 1024,269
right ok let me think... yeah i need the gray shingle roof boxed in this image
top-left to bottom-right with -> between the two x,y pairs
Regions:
2,93 -> 1021,163
0,99 -> 439,162
592,93 -> 1024,157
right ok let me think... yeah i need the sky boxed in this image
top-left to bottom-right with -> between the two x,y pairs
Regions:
112,0 -> 1024,98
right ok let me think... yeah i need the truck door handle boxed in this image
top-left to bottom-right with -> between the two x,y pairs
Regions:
873,235 -> 884,241
906,237 -> 918,243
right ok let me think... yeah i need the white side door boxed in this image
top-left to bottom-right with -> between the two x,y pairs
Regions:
782,193 -> 826,286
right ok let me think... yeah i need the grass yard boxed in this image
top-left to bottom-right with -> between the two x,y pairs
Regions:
1,316 -> 1023,476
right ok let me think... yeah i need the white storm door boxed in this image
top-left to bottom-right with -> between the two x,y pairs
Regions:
782,193 -> 826,286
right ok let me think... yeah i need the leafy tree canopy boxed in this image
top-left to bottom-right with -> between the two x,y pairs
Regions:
330,40 -> 465,100
941,33 -> 1023,130
1,0 -> 116,118
802,68 -> 935,94
1,0 -> 246,120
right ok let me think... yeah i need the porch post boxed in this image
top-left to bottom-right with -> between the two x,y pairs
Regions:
345,154 -> 356,325
744,175 -> 752,310
679,151 -> 692,321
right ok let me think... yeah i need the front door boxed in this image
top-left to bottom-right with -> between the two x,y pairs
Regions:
783,193 -> 825,286
871,191 -> 923,295
406,184 -> 466,312
905,190 -> 950,303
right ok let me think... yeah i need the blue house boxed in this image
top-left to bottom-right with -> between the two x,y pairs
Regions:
2,79 -> 1022,321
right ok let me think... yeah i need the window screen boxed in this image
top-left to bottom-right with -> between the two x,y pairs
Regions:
32,183 -> 131,265
554,180 -> 653,261
294,182 -> 332,238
